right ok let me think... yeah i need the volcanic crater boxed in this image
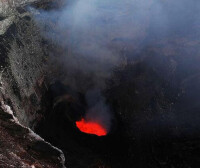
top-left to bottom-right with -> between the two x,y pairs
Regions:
0,0 -> 200,168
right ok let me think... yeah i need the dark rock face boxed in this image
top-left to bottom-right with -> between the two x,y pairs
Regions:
0,0 -> 66,167
0,100 -> 65,168
0,0 -> 50,128
105,39 -> 200,167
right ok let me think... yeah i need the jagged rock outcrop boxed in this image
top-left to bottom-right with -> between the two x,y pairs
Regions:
0,0 -> 50,128
0,0 -> 66,167
0,100 -> 65,168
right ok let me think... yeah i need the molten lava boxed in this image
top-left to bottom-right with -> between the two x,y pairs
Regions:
76,118 -> 107,136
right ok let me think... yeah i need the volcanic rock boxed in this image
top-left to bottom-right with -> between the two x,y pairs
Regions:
0,100 -> 65,168
0,0 -> 66,167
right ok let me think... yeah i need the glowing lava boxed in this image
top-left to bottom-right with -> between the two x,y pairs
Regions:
76,118 -> 107,136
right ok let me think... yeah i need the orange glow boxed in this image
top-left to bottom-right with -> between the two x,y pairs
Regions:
76,118 -> 107,136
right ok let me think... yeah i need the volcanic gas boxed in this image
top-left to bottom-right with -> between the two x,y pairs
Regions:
76,118 -> 107,136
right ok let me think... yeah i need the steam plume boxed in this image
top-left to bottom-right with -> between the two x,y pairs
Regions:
31,0 -> 200,133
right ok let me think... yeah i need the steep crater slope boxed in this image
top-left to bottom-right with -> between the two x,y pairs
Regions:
0,0 -> 66,167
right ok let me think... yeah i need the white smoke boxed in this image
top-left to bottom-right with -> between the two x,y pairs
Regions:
30,0 -> 200,132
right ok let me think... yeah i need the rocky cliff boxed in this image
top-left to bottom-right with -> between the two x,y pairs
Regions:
0,0 -> 65,167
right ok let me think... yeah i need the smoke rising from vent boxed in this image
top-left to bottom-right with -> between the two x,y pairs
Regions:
31,0 -> 200,133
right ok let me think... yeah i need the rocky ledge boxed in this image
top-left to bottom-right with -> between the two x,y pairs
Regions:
0,99 -> 65,168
